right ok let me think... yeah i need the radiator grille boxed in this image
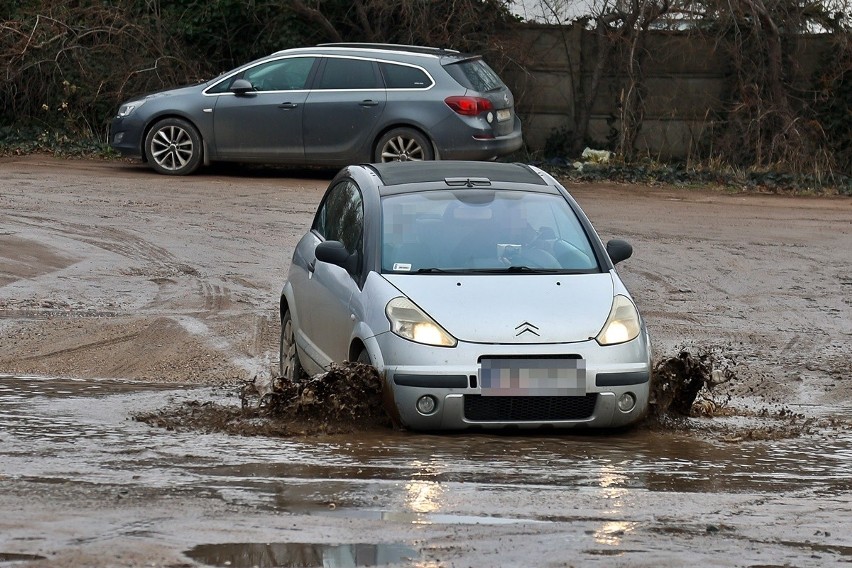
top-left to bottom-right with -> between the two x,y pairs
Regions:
463,394 -> 598,422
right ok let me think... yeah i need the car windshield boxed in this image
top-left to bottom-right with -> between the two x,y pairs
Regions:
381,189 -> 600,274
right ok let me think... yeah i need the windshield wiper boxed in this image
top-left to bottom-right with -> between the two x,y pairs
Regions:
507,266 -> 561,273
414,267 -> 465,274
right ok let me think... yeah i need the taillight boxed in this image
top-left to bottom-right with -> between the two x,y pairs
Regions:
445,96 -> 493,116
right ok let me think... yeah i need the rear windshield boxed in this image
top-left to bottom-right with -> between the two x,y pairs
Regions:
443,58 -> 504,92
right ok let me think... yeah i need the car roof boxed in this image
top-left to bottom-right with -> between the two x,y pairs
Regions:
270,43 -> 475,62
364,161 -> 551,193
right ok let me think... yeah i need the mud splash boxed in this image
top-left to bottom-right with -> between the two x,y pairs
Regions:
649,345 -> 737,418
134,362 -> 391,436
645,345 -> 838,441
134,347 -> 837,441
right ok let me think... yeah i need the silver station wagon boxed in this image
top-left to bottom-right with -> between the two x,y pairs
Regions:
280,161 -> 651,431
110,43 -> 523,175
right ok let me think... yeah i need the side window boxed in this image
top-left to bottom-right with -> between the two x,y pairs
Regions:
379,62 -> 432,89
243,57 -> 315,91
316,58 -> 380,90
313,181 -> 364,255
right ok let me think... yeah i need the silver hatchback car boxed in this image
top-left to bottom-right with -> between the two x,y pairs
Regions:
110,43 -> 522,175
280,161 -> 651,431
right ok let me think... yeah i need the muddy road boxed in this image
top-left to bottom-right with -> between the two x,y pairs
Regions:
1,155 -> 851,567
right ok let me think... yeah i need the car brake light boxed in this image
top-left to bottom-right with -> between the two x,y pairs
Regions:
445,96 -> 493,116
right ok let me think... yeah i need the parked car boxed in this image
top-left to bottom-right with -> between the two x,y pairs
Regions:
109,43 -> 523,175
279,161 -> 651,431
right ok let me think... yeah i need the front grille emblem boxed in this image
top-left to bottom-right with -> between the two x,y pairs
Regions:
515,321 -> 540,337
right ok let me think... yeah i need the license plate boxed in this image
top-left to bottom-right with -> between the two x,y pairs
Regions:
479,358 -> 586,396
496,109 -> 511,122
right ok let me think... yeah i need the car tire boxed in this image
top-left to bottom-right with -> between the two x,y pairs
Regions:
144,118 -> 203,175
374,128 -> 434,162
279,307 -> 306,382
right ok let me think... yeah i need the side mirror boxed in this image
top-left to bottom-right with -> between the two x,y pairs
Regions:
315,240 -> 359,273
231,79 -> 255,96
606,239 -> 633,265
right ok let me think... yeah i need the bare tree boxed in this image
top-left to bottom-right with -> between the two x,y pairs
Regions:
525,0 -> 671,159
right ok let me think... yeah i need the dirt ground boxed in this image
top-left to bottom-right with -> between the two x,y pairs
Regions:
1,155 -> 851,567
2,155 -> 850,406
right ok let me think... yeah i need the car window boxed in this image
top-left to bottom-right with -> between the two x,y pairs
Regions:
206,57 -> 316,93
443,58 -> 504,92
316,58 -> 380,90
381,190 -> 598,273
379,62 -> 432,89
243,57 -> 316,91
313,180 -> 364,256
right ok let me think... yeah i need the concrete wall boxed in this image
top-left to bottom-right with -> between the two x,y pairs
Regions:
496,24 -> 832,159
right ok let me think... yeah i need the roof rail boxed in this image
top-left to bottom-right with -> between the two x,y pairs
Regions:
317,43 -> 461,55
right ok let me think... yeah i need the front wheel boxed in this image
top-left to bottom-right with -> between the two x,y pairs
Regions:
279,308 -> 306,382
373,128 -> 434,162
144,117 -> 203,175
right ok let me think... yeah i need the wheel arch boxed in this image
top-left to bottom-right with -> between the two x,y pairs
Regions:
372,124 -> 438,161
348,338 -> 368,363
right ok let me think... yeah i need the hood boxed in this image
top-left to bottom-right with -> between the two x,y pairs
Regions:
383,273 -> 615,344
144,82 -> 206,100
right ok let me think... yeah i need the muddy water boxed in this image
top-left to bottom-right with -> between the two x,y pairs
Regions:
3,375 -> 852,567
3,375 -> 851,501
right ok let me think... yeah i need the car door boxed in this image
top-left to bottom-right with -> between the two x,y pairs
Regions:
302,57 -> 386,164
212,56 -> 317,162
299,179 -> 364,368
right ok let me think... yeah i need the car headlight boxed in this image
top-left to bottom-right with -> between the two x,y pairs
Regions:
386,297 -> 457,347
116,99 -> 146,118
596,295 -> 641,345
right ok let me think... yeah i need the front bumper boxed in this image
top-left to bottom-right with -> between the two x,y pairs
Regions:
109,116 -> 145,158
368,331 -> 651,431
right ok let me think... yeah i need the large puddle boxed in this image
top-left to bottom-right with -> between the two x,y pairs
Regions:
3,374 -> 852,566
2,375 -> 851,505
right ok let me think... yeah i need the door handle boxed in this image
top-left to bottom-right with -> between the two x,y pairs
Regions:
278,102 -> 298,109
359,100 -> 379,107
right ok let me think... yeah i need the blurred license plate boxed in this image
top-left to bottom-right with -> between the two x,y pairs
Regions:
479,358 -> 586,396
496,109 -> 511,122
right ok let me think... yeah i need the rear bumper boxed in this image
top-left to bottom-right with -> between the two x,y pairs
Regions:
435,117 -> 523,161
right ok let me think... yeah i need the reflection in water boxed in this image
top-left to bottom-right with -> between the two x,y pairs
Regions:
405,479 -> 444,515
593,521 -> 639,546
184,542 -> 418,568
594,466 -> 634,545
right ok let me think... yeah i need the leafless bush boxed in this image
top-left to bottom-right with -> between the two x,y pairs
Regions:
1,1 -> 202,141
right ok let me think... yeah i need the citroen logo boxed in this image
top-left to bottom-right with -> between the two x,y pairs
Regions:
515,321 -> 540,337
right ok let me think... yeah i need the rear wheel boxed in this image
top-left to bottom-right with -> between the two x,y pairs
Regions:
279,308 -> 306,381
144,117 -> 203,175
374,128 -> 434,162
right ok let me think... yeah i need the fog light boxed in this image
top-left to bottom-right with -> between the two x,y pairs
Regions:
416,395 -> 437,415
113,132 -> 124,144
617,392 -> 636,412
